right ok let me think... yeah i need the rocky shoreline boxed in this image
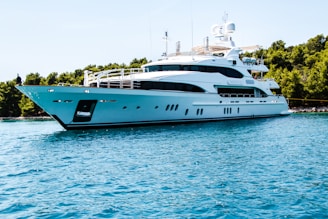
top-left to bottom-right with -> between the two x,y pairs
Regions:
0,116 -> 53,121
291,106 -> 328,113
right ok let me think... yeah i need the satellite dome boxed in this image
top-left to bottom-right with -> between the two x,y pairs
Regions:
225,22 -> 235,33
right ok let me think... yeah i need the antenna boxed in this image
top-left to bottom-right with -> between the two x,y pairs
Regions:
162,31 -> 169,57
176,41 -> 181,54
190,0 -> 194,50
222,12 -> 228,23
204,36 -> 209,51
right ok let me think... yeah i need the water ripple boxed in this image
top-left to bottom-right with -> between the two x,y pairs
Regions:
0,115 -> 328,218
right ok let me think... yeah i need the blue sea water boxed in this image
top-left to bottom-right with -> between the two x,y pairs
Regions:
0,114 -> 328,218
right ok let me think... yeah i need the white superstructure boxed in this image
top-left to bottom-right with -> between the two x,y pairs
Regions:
16,20 -> 291,130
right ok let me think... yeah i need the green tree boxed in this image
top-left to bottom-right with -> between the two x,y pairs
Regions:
73,69 -> 84,85
0,81 -> 22,117
58,72 -> 76,85
290,45 -> 305,67
84,64 -> 99,72
305,34 -> 326,55
266,67 -> 285,85
266,40 -> 292,71
24,73 -> 43,85
280,69 -> 304,98
18,95 -> 40,116
129,57 -> 149,68
305,53 -> 319,69
270,40 -> 286,51
45,72 -> 58,85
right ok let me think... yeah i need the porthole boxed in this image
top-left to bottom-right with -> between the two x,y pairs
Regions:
224,107 -> 232,114
170,104 -> 174,111
185,109 -> 189,115
166,104 -> 179,112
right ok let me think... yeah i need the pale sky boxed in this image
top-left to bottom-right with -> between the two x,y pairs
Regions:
1,0 -> 327,82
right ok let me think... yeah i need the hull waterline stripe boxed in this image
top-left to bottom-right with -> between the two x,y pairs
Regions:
57,114 -> 286,130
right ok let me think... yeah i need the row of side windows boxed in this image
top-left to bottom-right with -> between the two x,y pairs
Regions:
119,104 -> 243,117
138,81 -> 205,93
145,65 -> 243,78
224,107 -> 240,114
217,87 -> 268,98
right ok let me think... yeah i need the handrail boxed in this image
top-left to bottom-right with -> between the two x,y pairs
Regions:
85,68 -> 143,88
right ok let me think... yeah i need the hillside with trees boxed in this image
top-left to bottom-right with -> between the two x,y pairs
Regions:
244,34 -> 328,107
1,35 -> 328,117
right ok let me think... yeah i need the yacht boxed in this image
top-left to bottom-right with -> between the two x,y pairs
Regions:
16,20 -> 291,130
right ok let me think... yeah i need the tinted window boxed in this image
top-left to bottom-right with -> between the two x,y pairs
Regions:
217,87 -> 268,97
139,81 -> 204,92
146,65 -> 243,78
162,65 -> 181,71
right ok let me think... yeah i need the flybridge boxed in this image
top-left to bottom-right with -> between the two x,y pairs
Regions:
161,18 -> 266,75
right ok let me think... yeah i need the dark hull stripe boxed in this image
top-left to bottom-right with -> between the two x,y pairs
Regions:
52,114 -> 286,130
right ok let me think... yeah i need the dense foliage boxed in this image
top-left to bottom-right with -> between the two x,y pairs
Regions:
245,34 -> 328,106
0,34 -> 328,117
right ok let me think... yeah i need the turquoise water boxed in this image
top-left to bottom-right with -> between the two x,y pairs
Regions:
1,114 -> 328,218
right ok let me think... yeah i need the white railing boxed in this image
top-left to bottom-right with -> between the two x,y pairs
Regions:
84,68 -> 143,88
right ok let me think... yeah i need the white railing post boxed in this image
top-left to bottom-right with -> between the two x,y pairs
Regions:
120,69 -> 124,88
130,70 -> 134,89
83,70 -> 89,87
97,76 -> 100,88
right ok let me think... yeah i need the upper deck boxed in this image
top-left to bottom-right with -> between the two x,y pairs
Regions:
85,19 -> 270,90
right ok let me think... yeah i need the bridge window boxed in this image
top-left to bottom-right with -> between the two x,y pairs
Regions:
138,81 -> 205,93
145,65 -> 243,78
217,87 -> 268,98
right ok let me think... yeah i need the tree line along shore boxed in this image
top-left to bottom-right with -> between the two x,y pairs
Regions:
1,34 -> 328,118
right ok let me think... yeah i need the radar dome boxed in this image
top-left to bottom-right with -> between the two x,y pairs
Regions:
225,22 -> 235,33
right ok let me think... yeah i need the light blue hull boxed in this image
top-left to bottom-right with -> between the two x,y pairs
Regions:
16,85 -> 291,129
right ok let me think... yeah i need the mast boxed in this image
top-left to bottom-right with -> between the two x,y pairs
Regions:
162,31 -> 168,57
